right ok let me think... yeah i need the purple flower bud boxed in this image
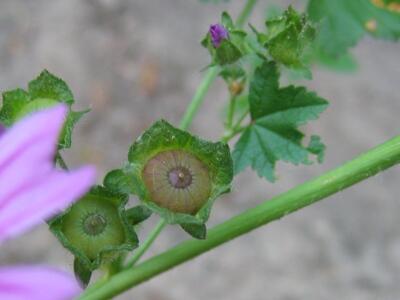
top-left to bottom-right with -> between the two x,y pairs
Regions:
209,23 -> 229,48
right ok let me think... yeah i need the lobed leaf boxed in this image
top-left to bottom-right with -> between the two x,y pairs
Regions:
232,61 -> 328,181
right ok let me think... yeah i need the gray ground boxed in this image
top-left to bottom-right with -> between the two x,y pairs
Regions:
1,1 -> 400,299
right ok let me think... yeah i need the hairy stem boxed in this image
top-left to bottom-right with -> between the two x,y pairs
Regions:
79,135 -> 400,300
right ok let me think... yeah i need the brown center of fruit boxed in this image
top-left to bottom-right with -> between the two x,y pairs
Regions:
168,166 -> 192,189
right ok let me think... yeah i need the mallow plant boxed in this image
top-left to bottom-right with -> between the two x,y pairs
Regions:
0,0 -> 399,299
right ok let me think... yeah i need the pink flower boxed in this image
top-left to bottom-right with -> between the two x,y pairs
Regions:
0,105 -> 96,299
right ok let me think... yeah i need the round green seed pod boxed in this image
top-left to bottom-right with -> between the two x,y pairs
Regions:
119,120 -> 233,228
49,186 -> 138,271
142,150 -> 211,214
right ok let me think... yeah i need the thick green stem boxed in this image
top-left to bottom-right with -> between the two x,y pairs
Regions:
79,135 -> 400,300
125,219 -> 167,268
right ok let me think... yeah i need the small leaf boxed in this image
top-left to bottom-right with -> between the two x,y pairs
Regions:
74,258 -> 92,288
232,61 -> 328,181
181,223 -> 207,240
28,70 -> 74,105
126,205 -> 153,226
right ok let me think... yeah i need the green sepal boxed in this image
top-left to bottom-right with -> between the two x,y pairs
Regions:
216,39 -> 243,65
221,11 -> 234,29
74,258 -> 92,287
28,69 -> 74,105
0,70 -> 87,149
264,6 -> 316,69
126,205 -> 153,226
103,169 -> 138,195
49,186 -> 138,271
124,120 -> 233,227
181,223 -> 207,240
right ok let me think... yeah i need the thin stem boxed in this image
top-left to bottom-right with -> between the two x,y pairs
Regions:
179,67 -> 219,131
235,0 -> 258,28
125,219 -> 167,268
225,95 -> 237,130
79,135 -> 400,300
234,107 -> 249,129
221,125 -> 246,143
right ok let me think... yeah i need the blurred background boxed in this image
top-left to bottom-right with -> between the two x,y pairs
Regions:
0,0 -> 399,299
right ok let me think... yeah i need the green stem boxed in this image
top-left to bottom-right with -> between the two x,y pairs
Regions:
79,135 -> 400,300
235,0 -> 258,28
234,107 -> 249,128
179,67 -> 219,131
221,125 -> 246,143
225,95 -> 237,130
125,219 -> 167,268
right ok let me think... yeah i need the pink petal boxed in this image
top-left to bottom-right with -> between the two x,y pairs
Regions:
0,105 -> 96,243
0,106 -> 67,205
0,166 -> 95,243
0,265 -> 81,300
0,105 -> 66,172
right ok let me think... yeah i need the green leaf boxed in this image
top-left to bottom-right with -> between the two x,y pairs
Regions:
28,70 -> 74,105
181,223 -> 207,240
315,49 -> 358,73
307,0 -> 400,57
232,61 -> 328,181
264,6 -> 316,68
125,205 -> 153,226
74,258 -> 92,287
124,120 -> 233,229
